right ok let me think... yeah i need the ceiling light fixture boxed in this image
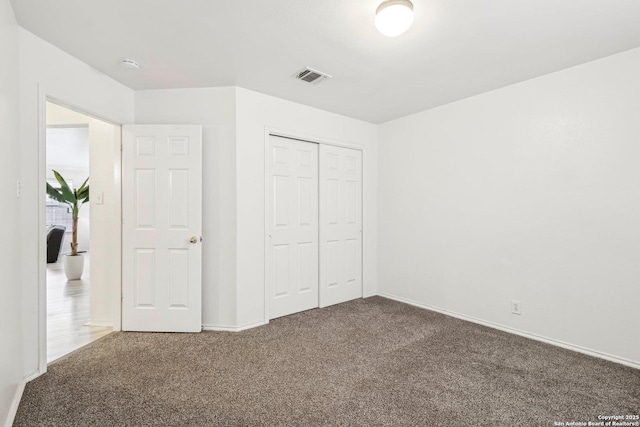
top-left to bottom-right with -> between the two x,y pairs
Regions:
120,59 -> 140,70
375,0 -> 414,37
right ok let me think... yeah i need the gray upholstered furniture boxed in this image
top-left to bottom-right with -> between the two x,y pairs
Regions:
47,225 -> 66,263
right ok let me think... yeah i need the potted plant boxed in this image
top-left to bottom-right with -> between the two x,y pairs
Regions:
46,170 -> 90,280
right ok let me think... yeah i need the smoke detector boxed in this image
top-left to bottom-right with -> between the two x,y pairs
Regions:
121,59 -> 140,70
294,67 -> 331,85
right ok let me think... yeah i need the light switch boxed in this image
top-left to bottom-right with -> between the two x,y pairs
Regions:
95,192 -> 104,205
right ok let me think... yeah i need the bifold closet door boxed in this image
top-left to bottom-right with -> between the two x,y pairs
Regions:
319,145 -> 363,308
268,135 -> 319,319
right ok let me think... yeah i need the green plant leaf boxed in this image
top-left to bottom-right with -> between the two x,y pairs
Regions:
52,170 -> 76,204
77,186 -> 90,201
77,177 -> 90,205
77,177 -> 89,193
46,182 -> 68,205
48,171 -> 89,249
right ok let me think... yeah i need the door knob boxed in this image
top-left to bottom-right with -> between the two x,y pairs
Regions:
189,236 -> 198,244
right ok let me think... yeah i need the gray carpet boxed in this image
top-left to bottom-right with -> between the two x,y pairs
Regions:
15,297 -> 640,426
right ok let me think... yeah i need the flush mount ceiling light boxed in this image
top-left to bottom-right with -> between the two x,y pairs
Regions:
120,59 -> 140,70
375,0 -> 414,37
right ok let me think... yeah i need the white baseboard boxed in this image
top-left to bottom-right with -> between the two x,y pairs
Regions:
4,378 -> 26,427
363,291 -> 377,298
85,320 -> 113,327
202,321 -> 266,332
376,292 -> 640,371
24,369 -> 42,382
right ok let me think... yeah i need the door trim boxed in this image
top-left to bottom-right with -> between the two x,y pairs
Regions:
263,127 -> 365,324
37,88 -> 123,376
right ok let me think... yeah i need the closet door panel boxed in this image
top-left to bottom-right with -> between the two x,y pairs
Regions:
319,145 -> 362,308
268,136 -> 319,319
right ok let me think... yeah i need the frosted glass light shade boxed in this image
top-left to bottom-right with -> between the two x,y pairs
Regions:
375,0 -> 414,37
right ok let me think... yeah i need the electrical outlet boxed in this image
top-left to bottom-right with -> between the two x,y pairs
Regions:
511,300 -> 522,315
16,179 -> 21,198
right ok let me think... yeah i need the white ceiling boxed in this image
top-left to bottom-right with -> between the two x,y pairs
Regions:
11,0 -> 640,123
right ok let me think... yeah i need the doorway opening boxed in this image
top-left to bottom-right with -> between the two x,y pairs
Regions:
45,101 -> 120,363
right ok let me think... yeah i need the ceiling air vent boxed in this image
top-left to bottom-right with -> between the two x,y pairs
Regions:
294,67 -> 332,85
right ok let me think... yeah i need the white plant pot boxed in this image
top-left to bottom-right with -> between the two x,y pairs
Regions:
63,254 -> 85,281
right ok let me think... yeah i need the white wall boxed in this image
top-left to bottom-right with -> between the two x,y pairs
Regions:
235,87 -> 378,327
134,87 -> 238,328
0,0 -> 23,424
88,118 -> 121,327
19,28 -> 134,378
135,87 -> 378,329
378,48 -> 640,365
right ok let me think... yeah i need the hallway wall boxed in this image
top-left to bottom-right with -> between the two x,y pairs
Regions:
19,28 -> 135,378
0,0 -> 23,424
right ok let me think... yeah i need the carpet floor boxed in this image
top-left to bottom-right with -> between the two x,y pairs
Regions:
15,296 -> 639,426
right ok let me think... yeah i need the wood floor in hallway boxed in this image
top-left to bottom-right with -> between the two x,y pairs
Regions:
47,254 -> 111,363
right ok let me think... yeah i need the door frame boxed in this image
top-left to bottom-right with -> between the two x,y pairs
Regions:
263,127 -> 365,324
37,88 -> 123,374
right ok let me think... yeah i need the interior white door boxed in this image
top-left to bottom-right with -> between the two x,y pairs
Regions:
268,135 -> 319,319
319,145 -> 363,308
122,125 -> 202,332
